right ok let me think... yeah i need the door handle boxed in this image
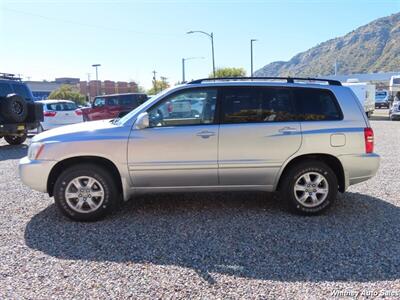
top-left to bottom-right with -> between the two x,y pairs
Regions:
196,130 -> 216,138
279,127 -> 298,134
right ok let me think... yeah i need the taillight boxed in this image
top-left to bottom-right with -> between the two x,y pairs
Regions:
75,109 -> 82,116
44,111 -> 57,117
364,127 -> 374,153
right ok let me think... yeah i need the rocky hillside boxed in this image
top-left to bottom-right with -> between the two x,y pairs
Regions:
255,12 -> 400,77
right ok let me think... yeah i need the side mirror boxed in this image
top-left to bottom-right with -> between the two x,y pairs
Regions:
134,112 -> 149,129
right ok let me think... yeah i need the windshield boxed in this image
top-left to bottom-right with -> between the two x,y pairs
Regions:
116,88 -> 174,125
375,92 -> 387,99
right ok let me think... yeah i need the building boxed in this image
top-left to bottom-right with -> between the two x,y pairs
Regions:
25,77 -> 139,101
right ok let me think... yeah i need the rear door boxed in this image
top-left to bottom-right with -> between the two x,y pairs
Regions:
218,86 -> 302,188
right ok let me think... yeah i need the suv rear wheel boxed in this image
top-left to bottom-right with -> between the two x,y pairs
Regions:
280,160 -> 337,215
4,134 -> 27,145
54,164 -> 118,221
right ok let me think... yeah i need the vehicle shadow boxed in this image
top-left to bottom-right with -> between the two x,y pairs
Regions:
24,192 -> 400,283
0,144 -> 28,161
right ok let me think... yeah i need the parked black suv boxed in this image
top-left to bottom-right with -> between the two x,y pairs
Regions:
0,73 -> 43,145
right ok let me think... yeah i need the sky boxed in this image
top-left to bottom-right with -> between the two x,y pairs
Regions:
0,0 -> 399,89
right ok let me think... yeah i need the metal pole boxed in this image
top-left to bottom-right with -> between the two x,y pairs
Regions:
182,58 -> 186,83
92,64 -> 101,96
211,32 -> 216,78
250,39 -> 257,77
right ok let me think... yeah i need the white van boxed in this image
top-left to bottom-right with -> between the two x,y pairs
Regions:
343,80 -> 375,117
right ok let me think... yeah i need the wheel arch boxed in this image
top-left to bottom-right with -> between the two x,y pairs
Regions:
275,153 -> 345,193
47,156 -> 123,197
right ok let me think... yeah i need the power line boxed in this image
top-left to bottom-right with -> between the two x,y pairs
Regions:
3,7 -> 183,37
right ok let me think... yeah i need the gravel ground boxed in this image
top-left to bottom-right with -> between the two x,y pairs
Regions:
0,118 -> 399,299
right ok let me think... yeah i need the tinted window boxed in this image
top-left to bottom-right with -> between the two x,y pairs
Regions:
0,82 -> 13,96
46,102 -> 77,111
118,95 -> 136,106
393,78 -> 400,84
221,87 -> 296,123
11,83 -> 32,100
148,89 -> 217,127
293,89 -> 342,121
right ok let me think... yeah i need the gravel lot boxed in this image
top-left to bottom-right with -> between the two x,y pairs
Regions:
0,116 -> 399,299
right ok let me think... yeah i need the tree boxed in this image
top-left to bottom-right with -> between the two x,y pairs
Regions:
209,67 -> 246,78
48,85 -> 86,105
147,78 -> 170,95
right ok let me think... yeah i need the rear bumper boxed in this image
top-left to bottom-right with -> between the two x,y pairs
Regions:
42,121 -> 82,131
338,153 -> 380,190
19,157 -> 57,193
0,122 -> 40,135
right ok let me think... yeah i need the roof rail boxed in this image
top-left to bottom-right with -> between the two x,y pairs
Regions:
188,77 -> 342,86
0,72 -> 21,81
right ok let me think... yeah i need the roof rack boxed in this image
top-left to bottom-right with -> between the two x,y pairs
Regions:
0,72 -> 22,81
188,77 -> 342,86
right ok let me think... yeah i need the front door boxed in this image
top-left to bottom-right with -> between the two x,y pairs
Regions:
128,88 -> 219,187
218,86 -> 302,188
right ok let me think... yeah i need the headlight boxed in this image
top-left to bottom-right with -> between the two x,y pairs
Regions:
28,142 -> 44,160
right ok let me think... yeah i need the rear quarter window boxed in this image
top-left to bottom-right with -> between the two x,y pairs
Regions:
0,82 -> 13,96
11,83 -> 33,101
293,88 -> 342,121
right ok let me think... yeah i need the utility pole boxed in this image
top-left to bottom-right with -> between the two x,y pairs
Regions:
250,39 -> 257,77
160,76 -> 167,91
92,64 -> 101,96
334,59 -> 338,76
152,70 -> 157,93
86,73 -> 91,102
182,57 -> 204,83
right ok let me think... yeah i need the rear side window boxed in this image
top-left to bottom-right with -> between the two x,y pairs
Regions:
46,102 -> 77,111
293,89 -> 342,121
221,87 -> 296,123
11,83 -> 32,101
0,82 -> 13,96
118,95 -> 136,106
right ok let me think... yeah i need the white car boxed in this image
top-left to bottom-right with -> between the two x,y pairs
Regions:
37,100 -> 83,132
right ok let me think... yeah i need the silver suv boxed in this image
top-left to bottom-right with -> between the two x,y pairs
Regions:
19,77 -> 380,221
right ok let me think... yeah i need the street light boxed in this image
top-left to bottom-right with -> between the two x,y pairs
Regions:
182,57 -> 204,83
92,64 -> 101,96
250,39 -> 257,77
187,30 -> 216,78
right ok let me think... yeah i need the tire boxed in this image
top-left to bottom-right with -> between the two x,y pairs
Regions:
280,160 -> 337,215
4,134 -> 27,145
0,94 -> 28,123
54,164 -> 118,221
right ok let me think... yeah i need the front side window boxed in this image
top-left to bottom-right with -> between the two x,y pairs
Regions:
93,97 -> 106,107
147,89 -> 217,127
221,87 -> 296,123
293,88 -> 342,121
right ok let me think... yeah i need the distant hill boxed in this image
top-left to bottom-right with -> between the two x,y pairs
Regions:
255,12 -> 400,77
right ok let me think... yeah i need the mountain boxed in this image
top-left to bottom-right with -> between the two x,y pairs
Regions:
255,13 -> 400,77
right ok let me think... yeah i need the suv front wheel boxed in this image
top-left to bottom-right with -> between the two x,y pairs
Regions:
54,164 -> 118,221
280,160 -> 337,215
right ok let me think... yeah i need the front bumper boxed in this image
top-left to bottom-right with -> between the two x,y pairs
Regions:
338,153 -> 380,190
19,157 -> 57,193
